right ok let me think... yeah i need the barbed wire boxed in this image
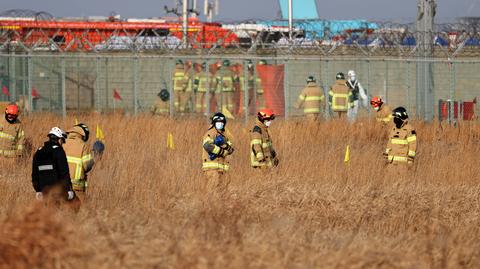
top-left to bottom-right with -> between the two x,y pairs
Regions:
0,18 -> 480,57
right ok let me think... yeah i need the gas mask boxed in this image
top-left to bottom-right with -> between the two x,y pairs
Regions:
349,75 -> 356,82
265,120 -> 272,128
215,122 -> 225,131
374,106 -> 380,111
5,114 -> 16,124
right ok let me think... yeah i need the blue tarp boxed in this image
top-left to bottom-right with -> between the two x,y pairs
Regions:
278,0 -> 319,20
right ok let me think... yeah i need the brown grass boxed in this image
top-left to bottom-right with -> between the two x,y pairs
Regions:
1,114 -> 480,268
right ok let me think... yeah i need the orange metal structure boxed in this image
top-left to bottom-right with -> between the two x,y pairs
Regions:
0,18 -> 239,51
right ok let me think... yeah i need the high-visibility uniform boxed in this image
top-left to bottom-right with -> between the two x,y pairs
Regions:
216,69 -> 235,112
255,77 -> 266,110
150,98 -> 170,115
195,71 -> 210,113
295,82 -> 324,121
376,104 -> 393,125
328,79 -> 353,118
183,69 -> 194,112
250,119 -> 278,168
172,65 -> 186,112
202,128 -> 233,174
63,131 -> 94,193
385,122 -> 417,165
0,117 -> 24,158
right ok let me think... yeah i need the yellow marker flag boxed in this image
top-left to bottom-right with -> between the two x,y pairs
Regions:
74,117 -> 79,125
96,124 -> 105,142
167,132 -> 175,150
344,144 -> 350,166
221,105 -> 235,120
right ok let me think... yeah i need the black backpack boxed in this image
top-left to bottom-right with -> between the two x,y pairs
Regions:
33,144 -> 59,187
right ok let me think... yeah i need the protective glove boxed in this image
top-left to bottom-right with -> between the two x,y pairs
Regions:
224,144 -> 234,155
67,191 -> 75,201
35,192 -> 43,201
273,158 -> 280,167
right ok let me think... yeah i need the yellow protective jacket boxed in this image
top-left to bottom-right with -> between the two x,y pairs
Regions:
376,104 -> 393,125
328,80 -> 353,112
63,128 -> 94,191
151,99 -> 170,115
172,65 -> 186,92
216,69 -> 234,92
195,71 -> 211,93
250,119 -> 277,168
202,128 -> 233,172
385,122 -> 417,165
295,82 -> 324,114
0,117 -> 24,158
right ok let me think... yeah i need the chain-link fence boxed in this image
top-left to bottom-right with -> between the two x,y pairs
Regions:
0,53 -> 478,121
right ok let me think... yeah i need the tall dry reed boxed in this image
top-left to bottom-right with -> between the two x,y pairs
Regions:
0,114 -> 479,268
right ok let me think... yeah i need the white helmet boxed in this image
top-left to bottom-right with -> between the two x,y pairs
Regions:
347,70 -> 357,78
48,127 -> 67,139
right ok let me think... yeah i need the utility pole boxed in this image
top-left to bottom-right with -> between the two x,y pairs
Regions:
288,0 -> 293,41
416,0 -> 436,121
182,0 -> 188,47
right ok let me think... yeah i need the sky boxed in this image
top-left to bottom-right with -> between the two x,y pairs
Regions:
1,0 -> 479,23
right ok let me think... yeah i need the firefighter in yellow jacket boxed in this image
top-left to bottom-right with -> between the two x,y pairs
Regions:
151,89 -> 170,115
250,109 -> 279,169
202,112 -> 234,191
370,96 -> 392,125
172,60 -> 186,112
385,107 -> 417,166
328,72 -> 353,119
194,63 -> 210,113
0,103 -> 24,158
63,123 -> 94,204
295,76 -> 324,121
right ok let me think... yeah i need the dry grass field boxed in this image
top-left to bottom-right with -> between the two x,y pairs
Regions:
0,114 -> 480,268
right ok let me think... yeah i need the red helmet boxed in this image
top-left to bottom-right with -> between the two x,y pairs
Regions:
370,96 -> 383,108
257,108 -> 275,121
5,104 -> 19,116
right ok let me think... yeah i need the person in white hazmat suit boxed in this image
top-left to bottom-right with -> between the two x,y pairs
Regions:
346,70 -> 368,121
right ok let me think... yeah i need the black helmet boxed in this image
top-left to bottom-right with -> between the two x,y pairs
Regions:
211,112 -> 226,125
175,59 -> 183,65
258,59 -> 267,65
306,76 -> 316,83
222,59 -> 231,67
75,123 -> 90,142
392,107 -> 408,120
336,72 -> 345,80
201,62 -> 207,70
158,89 -> 170,102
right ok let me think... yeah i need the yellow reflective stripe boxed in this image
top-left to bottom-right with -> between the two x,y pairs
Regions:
262,142 -> 271,148
0,132 -> 15,140
67,156 -> 83,180
408,150 -> 416,157
331,93 -> 349,110
298,94 -> 306,101
203,137 -> 213,144
305,96 -> 323,101
82,154 -> 92,162
388,155 -> 408,162
251,139 -> 262,145
407,135 -> 417,142
17,144 -> 24,150
304,108 -> 321,113
202,162 -> 229,171
256,152 -> 264,159
0,149 -> 16,156
391,139 -> 408,145
212,145 -> 221,155
72,179 -> 86,188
